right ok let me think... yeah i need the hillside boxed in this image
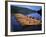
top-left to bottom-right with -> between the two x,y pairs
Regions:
11,5 -> 37,15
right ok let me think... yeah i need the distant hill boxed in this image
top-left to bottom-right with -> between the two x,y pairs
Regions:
11,6 -> 37,15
